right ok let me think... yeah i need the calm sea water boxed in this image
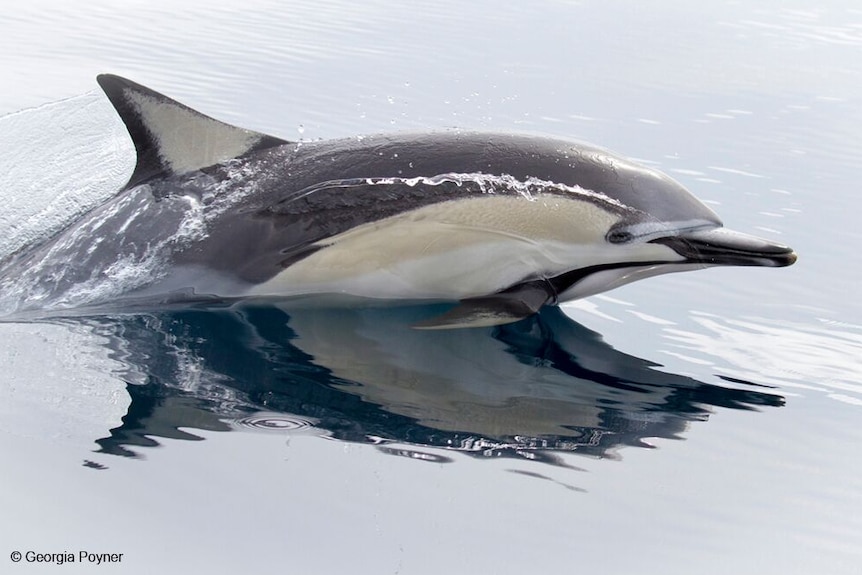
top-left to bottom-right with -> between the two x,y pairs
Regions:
1,1 -> 860,574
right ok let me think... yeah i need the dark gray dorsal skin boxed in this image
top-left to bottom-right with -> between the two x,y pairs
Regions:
0,75 -> 796,326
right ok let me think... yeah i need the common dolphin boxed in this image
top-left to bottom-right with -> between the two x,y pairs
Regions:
0,75 -> 796,326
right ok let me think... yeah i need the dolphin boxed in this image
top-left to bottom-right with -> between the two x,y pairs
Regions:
0,75 -> 796,326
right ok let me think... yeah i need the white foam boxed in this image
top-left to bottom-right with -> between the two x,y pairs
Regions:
287,171 -> 629,211
0,92 -> 134,262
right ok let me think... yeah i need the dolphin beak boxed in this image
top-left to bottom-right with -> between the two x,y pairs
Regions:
652,228 -> 797,267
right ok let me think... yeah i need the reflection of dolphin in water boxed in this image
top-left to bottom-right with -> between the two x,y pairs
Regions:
90,305 -> 783,464
0,75 -> 795,327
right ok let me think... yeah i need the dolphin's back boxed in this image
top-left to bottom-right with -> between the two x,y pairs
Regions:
95,74 -> 721,288
189,131 -> 719,284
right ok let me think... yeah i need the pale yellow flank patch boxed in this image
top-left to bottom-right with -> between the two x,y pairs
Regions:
252,194 -> 624,299
330,193 -> 619,249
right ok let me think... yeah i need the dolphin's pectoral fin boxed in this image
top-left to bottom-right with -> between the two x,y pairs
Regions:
97,74 -> 288,190
413,280 -> 555,330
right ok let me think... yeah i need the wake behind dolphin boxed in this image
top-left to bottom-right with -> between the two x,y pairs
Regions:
0,75 -> 796,326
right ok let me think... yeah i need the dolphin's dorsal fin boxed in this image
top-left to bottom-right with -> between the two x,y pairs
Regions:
96,74 -> 288,189
414,280 -> 556,329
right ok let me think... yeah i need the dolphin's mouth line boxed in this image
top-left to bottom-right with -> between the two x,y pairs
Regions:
650,228 -> 797,267
546,260 -> 672,299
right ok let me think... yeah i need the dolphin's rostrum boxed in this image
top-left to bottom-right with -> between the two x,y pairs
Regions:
0,75 -> 796,326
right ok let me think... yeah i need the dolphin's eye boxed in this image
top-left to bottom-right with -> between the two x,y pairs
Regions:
607,230 -> 633,244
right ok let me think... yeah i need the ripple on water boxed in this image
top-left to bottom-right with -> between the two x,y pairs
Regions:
231,412 -> 318,433
662,313 -> 862,407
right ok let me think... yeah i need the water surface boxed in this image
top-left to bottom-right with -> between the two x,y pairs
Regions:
1,1 -> 860,574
